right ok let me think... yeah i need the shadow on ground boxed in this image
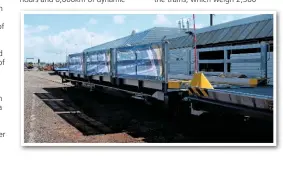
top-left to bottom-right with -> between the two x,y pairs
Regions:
47,72 -> 58,76
34,87 -> 273,143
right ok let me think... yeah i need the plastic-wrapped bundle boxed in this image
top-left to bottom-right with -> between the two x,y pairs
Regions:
116,44 -> 163,80
68,53 -> 84,75
117,50 -> 136,75
85,50 -> 110,76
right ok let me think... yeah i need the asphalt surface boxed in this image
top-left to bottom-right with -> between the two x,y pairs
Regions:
24,71 -> 273,143
24,71 -> 140,143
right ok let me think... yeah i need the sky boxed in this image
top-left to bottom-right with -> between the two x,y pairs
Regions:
24,13 -> 258,63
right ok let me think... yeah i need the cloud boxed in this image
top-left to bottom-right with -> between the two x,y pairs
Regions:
88,18 -> 97,25
153,14 -> 172,26
24,26 -> 115,63
113,15 -> 126,24
24,24 -> 49,35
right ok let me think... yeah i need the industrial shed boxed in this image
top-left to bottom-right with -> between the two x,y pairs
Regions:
165,14 -> 274,85
166,14 -> 273,48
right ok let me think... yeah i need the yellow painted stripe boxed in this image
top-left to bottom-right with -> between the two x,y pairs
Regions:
189,88 -> 194,95
195,87 -> 204,97
191,87 -> 201,96
199,88 -> 209,97
188,89 -> 193,95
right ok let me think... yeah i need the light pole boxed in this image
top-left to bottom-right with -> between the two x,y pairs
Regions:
193,14 -> 197,73
210,14 -> 215,26
178,17 -> 190,30
65,40 -> 70,64
90,34 -> 95,46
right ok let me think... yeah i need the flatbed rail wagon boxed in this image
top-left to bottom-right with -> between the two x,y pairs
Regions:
56,41 -> 273,120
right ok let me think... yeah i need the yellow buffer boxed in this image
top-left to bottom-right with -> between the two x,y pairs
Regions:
190,72 -> 214,89
249,78 -> 259,87
168,81 -> 181,89
168,80 -> 191,89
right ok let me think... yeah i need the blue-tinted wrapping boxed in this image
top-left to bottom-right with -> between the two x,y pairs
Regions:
85,50 -> 110,76
68,53 -> 84,75
116,43 -> 164,81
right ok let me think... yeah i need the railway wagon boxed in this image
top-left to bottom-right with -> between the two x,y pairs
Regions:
59,42 -> 189,107
57,14 -> 274,120
57,40 -> 273,120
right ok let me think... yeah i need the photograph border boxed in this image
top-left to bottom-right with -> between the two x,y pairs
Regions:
21,10 -> 277,147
